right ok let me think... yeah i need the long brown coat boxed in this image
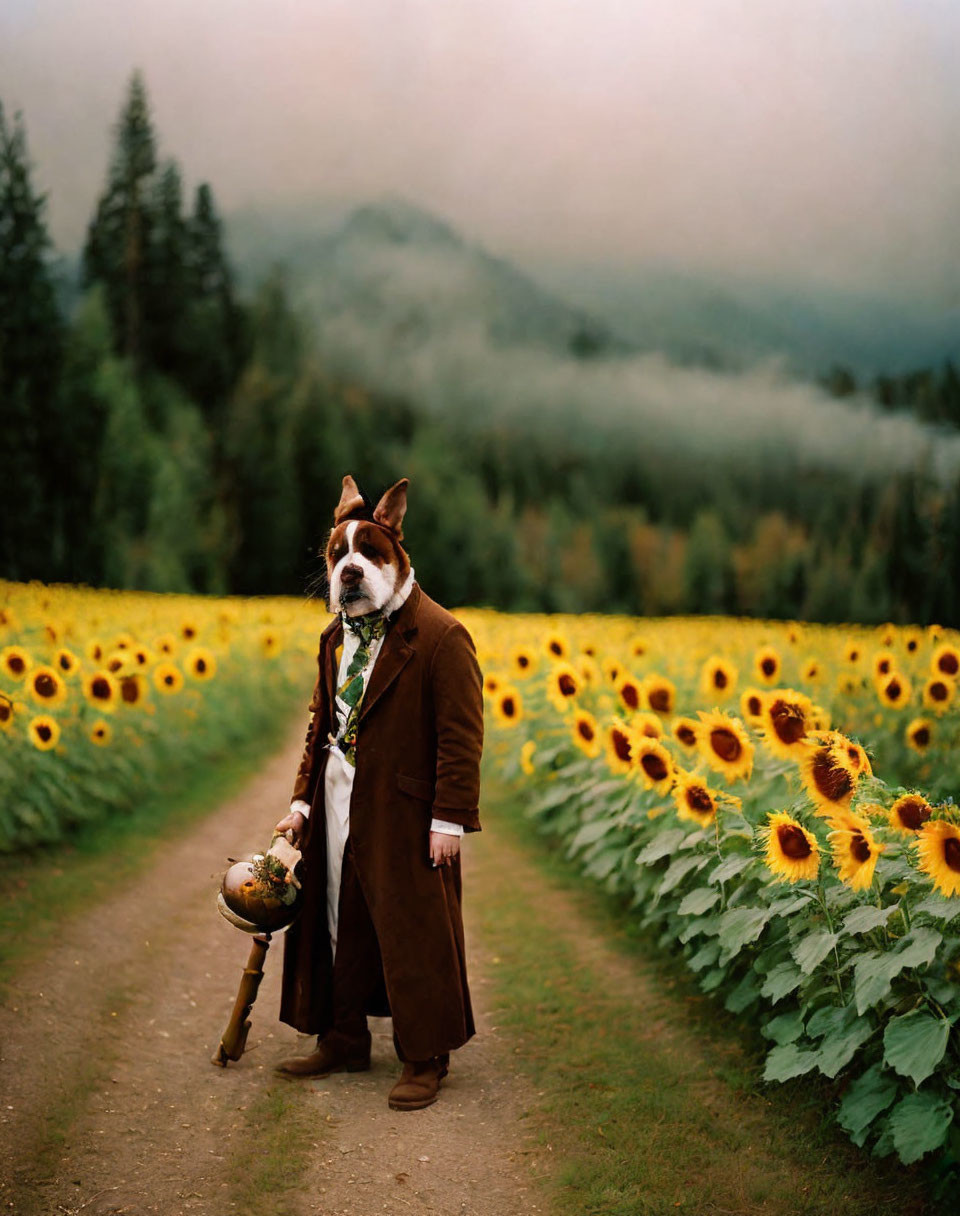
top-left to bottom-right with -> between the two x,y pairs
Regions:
279,580 -> 484,1059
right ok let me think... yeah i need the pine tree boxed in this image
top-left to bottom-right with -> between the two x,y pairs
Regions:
0,101 -> 64,579
81,68 -> 157,372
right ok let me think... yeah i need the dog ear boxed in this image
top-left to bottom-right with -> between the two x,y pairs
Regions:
333,474 -> 365,525
373,477 -> 409,538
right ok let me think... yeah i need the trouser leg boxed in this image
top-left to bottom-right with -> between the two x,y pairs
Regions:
330,835 -> 385,1041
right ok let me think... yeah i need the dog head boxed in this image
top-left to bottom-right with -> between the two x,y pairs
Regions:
325,475 -> 413,617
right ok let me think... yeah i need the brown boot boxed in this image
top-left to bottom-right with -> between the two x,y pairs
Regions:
274,1028 -> 371,1078
387,1053 -> 449,1110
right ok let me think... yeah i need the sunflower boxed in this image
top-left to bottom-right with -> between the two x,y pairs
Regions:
642,674 -> 676,715
0,693 -> 14,732
759,811 -> 820,883
758,688 -> 816,762
672,769 -> 720,827
843,641 -> 862,665
155,633 -> 178,657
632,711 -> 663,740
483,672 -> 502,697
571,709 -> 602,758
785,623 -> 804,647
922,676 -> 955,715
510,645 -> 538,679
634,737 -> 675,794
575,654 -> 600,686
89,718 -> 113,747
1,645 -> 31,681
873,650 -> 895,680
53,647 -> 80,675
616,673 -> 643,714
519,738 -> 536,775
700,656 -> 737,700
931,643 -> 960,680
827,810 -> 885,890
797,736 -> 859,816
543,631 -> 569,661
83,670 -> 118,712
800,657 -> 822,683
85,639 -> 105,664
28,714 -> 60,751
754,645 -> 781,685
186,648 -> 216,680
627,633 -> 649,660
602,657 -> 624,686
28,665 -> 67,708
740,687 -> 765,725
877,671 -> 911,709
912,819 -> 960,897
604,718 -> 637,776
696,709 -> 754,783
836,672 -> 861,697
903,628 -> 923,656
493,685 -> 523,726
888,793 -> 933,834
152,663 -> 184,695
547,662 -> 582,712
259,631 -> 281,658
671,715 -> 699,749
812,729 -> 872,778
906,717 -> 934,753
180,619 -> 200,641
119,673 -> 146,706
877,624 -> 897,648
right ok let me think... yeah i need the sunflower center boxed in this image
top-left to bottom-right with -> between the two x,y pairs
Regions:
36,723 -> 52,743
91,676 -> 112,700
710,727 -> 741,763
912,726 -> 930,748
770,699 -> 805,745
641,753 -> 669,782
0,702 -> 11,722
676,724 -> 697,746
850,831 -> 872,863
944,837 -> 960,874
687,786 -> 714,814
195,658 -> 207,674
812,750 -> 853,802
777,824 -> 811,860
577,719 -> 595,741
747,695 -> 761,716
713,669 -> 728,689
549,641 -> 563,656
502,697 -> 515,718
930,681 -> 948,702
8,655 -> 25,674
938,652 -> 959,675
120,677 -> 140,704
518,655 -> 529,668
898,798 -> 930,830
648,688 -> 670,712
558,673 -> 577,697
612,730 -> 632,763
761,657 -> 776,676
621,683 -> 640,710
885,678 -> 902,700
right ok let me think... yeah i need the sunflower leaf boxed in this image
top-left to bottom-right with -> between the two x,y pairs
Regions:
724,970 -> 761,1013
815,1017 -> 874,1078
841,904 -> 899,936
760,960 -> 805,1004
792,931 -> 840,976
912,894 -> 960,923
761,1009 -> 805,1045
763,1042 -> 820,1083
887,1090 -> 955,1165
717,906 -> 771,960
836,1063 -> 900,1144
853,952 -> 894,1014
635,828 -> 687,865
882,1010 -> 950,1087
658,853 -> 709,896
708,854 -> 755,884
677,886 -> 720,916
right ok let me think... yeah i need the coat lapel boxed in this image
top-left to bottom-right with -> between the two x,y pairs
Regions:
359,580 -> 422,724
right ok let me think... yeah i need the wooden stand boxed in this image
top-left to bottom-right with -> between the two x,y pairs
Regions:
211,932 -> 272,1066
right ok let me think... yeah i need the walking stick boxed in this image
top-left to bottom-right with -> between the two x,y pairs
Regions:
211,833 -> 302,1068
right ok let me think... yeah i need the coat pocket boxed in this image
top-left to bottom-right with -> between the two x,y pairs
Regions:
396,772 -> 435,802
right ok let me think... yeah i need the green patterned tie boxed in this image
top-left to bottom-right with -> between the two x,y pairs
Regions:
335,608 -> 388,766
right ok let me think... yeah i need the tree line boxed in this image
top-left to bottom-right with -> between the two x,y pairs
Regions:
1,69 -> 959,625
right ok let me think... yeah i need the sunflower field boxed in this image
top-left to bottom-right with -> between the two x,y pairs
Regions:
0,579 -> 328,851
463,610 -> 960,1178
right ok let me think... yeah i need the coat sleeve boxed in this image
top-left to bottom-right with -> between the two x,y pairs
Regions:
429,620 -> 484,832
290,645 -> 326,806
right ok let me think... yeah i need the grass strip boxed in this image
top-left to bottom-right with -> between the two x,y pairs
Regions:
472,767 -> 933,1216
227,1081 -> 319,1216
0,694 -> 301,995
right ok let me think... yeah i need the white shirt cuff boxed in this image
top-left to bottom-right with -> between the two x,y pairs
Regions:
430,817 -> 464,836
290,799 -> 312,821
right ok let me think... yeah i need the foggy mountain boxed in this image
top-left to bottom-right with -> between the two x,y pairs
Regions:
224,195 -> 960,485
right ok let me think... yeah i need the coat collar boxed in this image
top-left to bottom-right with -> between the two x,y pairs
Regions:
321,580 -> 423,717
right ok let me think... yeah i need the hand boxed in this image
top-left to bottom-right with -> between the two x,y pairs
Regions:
429,831 -> 461,868
273,810 -> 306,850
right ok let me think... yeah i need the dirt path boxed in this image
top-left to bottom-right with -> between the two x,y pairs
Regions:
0,720 -> 545,1216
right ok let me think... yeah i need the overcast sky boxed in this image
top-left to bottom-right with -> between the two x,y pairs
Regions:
2,0 -> 959,303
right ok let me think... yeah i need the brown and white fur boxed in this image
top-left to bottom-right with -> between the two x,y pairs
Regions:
325,475 -> 415,618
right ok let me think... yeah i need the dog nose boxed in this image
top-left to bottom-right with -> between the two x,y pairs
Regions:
341,564 -> 363,585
